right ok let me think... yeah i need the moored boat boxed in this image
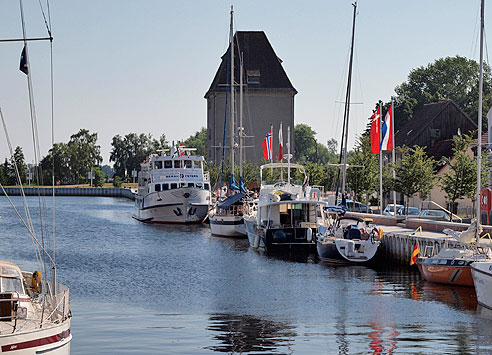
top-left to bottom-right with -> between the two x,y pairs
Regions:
134,145 -> 211,224
244,163 -> 322,252
209,192 -> 246,237
471,261 -> 492,309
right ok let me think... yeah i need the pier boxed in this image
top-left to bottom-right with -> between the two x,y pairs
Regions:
2,187 -> 135,200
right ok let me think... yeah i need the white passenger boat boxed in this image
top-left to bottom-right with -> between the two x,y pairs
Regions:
134,146 -> 211,223
244,163 -> 322,252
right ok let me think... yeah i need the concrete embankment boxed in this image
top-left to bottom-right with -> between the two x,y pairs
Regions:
2,187 -> 135,200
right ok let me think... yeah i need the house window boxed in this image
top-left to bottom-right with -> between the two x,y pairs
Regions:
247,70 -> 260,84
164,160 -> 172,169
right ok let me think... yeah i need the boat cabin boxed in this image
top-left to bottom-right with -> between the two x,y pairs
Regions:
0,261 -> 26,296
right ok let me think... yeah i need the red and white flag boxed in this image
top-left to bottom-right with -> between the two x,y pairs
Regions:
262,130 -> 272,160
370,106 -> 381,154
380,104 -> 393,151
178,143 -> 185,157
278,123 -> 283,161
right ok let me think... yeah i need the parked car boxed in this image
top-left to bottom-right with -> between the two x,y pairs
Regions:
418,209 -> 451,222
407,207 -> 420,216
338,199 -> 373,213
383,204 -> 404,216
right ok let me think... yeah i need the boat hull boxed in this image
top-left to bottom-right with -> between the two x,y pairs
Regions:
316,237 -> 380,264
0,319 -> 71,355
244,219 -> 316,252
209,215 -> 245,237
471,262 -> 492,309
134,187 -> 209,224
416,258 -> 474,287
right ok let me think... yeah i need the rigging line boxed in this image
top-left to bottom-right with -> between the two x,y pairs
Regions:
0,107 -> 36,237
0,184 -> 43,267
0,108 -> 42,269
20,0 -> 49,281
37,0 -> 52,37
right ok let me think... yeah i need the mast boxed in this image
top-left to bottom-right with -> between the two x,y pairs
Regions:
341,2 -> 357,196
477,0 -> 484,238
229,6 -> 235,179
239,52 -> 244,178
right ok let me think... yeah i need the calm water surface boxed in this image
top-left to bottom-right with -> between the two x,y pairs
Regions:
1,196 -> 492,354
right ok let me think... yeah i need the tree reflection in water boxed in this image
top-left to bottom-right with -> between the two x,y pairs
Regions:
205,313 -> 296,353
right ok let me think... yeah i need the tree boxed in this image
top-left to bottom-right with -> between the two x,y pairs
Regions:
93,167 -> 106,187
40,143 -> 70,184
294,124 -> 318,163
393,146 -> 436,208
393,56 -> 492,131
346,135 -> 379,208
110,133 -> 168,179
183,128 -> 207,158
67,129 -> 102,184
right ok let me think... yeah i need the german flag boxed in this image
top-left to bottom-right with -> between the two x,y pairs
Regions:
410,243 -> 420,265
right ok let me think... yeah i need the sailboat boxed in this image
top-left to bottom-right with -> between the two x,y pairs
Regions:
0,1 -> 71,353
416,0 -> 492,287
209,6 -> 247,237
316,2 -> 382,264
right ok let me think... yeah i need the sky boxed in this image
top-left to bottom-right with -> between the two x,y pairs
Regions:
0,0 -> 489,166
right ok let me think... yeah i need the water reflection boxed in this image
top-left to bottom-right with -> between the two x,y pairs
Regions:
205,313 -> 296,353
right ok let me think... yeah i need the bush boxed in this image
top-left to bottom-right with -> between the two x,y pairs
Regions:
113,176 -> 122,188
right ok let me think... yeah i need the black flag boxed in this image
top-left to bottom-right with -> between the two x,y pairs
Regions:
19,45 -> 28,75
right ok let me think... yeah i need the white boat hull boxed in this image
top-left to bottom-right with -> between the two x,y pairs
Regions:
316,237 -> 380,264
134,187 -> 209,224
471,262 -> 492,309
0,318 -> 71,355
209,215 -> 245,237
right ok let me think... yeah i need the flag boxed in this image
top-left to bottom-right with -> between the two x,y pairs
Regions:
278,123 -> 283,161
370,106 -> 381,154
380,104 -> 393,151
410,243 -> 420,265
19,45 -> 28,75
262,130 -> 272,160
178,143 -> 185,157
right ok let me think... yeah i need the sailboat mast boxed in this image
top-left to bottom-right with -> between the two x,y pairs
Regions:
477,0 -> 484,237
341,2 -> 357,195
240,52 -> 244,178
230,6 -> 235,178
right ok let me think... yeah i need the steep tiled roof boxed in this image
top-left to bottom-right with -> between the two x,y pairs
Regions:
205,31 -> 297,97
395,101 -> 454,147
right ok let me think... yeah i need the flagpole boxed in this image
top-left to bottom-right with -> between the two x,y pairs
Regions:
379,102 -> 383,215
280,122 -> 283,181
391,100 -> 397,215
239,51 -> 244,179
288,126 -> 291,187
270,124 -> 273,178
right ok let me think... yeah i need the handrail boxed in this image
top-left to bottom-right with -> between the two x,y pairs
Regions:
422,200 -> 462,223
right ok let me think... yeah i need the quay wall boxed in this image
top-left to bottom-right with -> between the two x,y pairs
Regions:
2,187 -> 135,200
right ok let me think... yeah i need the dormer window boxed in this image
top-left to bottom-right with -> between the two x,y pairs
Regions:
247,70 -> 260,84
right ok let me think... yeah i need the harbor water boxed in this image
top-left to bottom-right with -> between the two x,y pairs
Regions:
1,196 -> 492,354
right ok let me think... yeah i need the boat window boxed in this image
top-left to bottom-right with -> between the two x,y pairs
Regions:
489,265 -> 492,271
0,277 -> 24,294
204,183 -> 210,190
155,184 -> 161,192
193,161 -> 202,169
174,160 -> 181,168
184,160 -> 192,169
180,183 -> 186,188
164,160 -> 172,169
162,183 -> 169,191
188,183 -> 194,188
154,161 -> 162,169
196,183 -> 203,189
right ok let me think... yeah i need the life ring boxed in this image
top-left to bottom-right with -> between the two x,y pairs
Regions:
180,173 -> 184,178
